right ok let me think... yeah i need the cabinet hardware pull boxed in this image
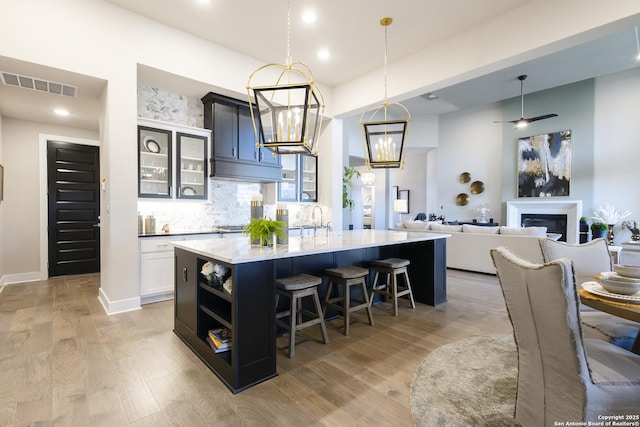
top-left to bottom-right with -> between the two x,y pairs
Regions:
183,267 -> 188,282
232,147 -> 236,157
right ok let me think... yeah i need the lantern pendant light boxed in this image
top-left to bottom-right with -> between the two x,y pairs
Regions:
360,17 -> 411,169
246,0 -> 325,156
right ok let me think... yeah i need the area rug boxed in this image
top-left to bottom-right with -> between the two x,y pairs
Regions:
410,334 -> 519,426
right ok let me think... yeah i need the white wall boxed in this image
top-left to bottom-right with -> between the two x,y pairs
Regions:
2,118 -> 98,278
0,113 -> 4,286
438,103 -> 504,223
594,67 -> 640,243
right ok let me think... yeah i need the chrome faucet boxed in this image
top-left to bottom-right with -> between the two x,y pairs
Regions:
326,221 -> 332,238
311,205 -> 323,228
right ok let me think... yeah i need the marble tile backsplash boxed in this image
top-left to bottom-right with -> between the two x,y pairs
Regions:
138,179 -> 265,231
137,85 -> 203,128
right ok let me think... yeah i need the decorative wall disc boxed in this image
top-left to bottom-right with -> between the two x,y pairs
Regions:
470,181 -> 484,194
459,172 -> 471,183
456,193 -> 469,206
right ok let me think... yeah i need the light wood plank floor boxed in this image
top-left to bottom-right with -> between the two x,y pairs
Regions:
0,270 -> 514,426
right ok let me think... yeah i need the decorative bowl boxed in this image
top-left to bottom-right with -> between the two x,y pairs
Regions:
613,264 -> 640,279
599,272 -> 640,295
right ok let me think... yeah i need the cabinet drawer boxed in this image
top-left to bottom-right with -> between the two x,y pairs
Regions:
140,233 -> 222,253
140,238 -> 175,253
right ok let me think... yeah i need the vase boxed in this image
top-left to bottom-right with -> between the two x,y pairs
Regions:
592,230 -> 607,240
607,224 -> 615,245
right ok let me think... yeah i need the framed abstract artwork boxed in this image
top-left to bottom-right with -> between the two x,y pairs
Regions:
517,130 -> 571,198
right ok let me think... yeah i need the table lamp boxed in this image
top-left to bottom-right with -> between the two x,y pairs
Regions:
394,199 -> 408,224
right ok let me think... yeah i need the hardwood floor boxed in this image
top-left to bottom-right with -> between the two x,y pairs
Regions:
0,270 -> 513,426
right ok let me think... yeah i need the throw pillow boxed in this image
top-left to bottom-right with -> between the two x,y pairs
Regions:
462,224 -> 500,234
499,226 -> 547,236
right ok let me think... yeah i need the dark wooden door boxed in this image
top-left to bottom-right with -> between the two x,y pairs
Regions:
47,141 -> 100,277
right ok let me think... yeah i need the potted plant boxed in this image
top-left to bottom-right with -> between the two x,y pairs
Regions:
242,217 -> 287,246
343,166 -> 361,230
590,221 -> 608,240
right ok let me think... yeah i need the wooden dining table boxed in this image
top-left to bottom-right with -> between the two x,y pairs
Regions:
579,287 -> 640,354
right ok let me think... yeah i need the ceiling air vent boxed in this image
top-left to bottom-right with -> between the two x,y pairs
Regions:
1,71 -> 77,97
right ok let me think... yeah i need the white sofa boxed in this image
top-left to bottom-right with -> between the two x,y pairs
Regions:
392,221 -> 547,274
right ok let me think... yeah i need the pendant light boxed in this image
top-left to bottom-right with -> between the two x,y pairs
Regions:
361,170 -> 375,185
360,17 -> 411,169
246,0 -> 325,156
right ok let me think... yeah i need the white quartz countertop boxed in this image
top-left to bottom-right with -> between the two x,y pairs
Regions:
172,229 -> 449,264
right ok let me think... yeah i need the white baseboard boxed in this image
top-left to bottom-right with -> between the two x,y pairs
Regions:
3,271 -> 42,285
98,287 -> 141,315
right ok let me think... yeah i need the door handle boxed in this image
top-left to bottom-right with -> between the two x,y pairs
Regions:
183,267 -> 188,282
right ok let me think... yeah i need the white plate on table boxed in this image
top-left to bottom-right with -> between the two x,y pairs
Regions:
582,281 -> 640,303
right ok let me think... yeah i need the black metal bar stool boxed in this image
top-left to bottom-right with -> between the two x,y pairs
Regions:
369,258 -> 415,316
323,266 -> 374,335
275,273 -> 329,358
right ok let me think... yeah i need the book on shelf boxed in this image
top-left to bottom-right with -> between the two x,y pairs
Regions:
208,327 -> 231,343
206,336 -> 231,353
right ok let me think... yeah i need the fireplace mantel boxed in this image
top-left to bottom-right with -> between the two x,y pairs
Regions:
506,200 -> 582,244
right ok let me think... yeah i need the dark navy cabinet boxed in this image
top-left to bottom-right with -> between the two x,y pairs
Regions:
202,92 -> 281,182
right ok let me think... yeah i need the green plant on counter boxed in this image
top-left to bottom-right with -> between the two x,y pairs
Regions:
590,222 -> 608,232
242,217 -> 287,246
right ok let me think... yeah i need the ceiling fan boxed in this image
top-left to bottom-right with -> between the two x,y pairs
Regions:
495,74 -> 557,128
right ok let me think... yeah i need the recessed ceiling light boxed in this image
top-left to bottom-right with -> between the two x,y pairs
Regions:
54,108 -> 70,116
317,49 -> 330,60
302,11 -> 317,23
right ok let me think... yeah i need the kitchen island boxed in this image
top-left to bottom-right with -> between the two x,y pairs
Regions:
172,229 -> 448,393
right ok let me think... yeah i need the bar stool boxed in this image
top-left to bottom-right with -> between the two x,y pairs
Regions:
275,273 -> 329,358
323,266 -> 374,335
369,258 -> 415,316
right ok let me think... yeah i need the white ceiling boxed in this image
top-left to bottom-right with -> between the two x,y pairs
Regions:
0,0 -> 639,130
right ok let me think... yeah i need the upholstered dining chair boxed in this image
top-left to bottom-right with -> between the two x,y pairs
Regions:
491,246 -> 640,425
539,237 -> 638,350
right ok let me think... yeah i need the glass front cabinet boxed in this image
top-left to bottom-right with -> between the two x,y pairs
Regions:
177,132 -> 207,199
138,119 -> 209,200
138,126 -> 172,198
278,154 -> 317,202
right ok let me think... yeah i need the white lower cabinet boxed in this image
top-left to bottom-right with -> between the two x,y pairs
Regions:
139,233 -> 222,304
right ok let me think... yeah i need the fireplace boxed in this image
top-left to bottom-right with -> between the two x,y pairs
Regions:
522,214 -> 568,242
506,200 -> 582,244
